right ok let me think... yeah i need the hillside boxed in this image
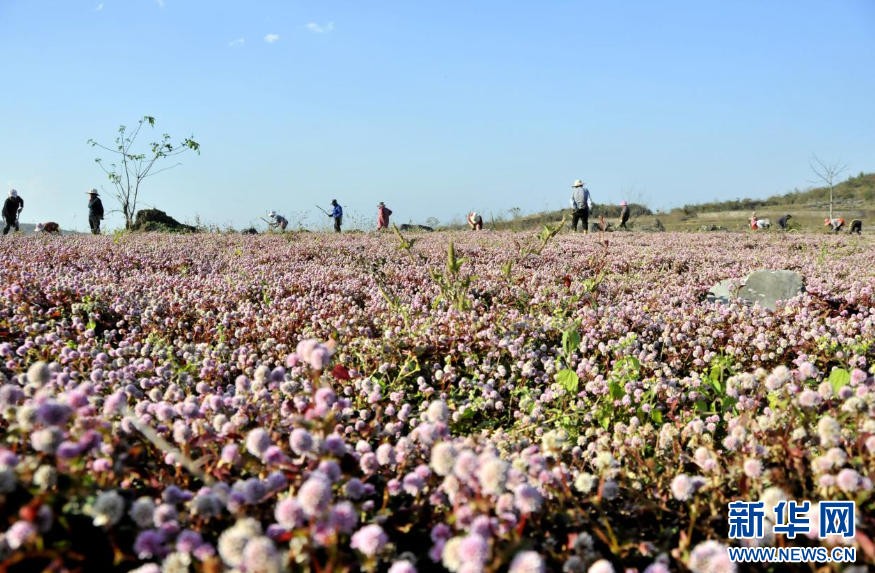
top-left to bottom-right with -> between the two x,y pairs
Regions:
474,173 -> 873,232
678,171 -> 874,214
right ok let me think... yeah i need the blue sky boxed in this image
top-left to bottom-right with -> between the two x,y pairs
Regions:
1,0 -> 873,231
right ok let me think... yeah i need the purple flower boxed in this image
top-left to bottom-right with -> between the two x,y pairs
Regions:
265,471 -> 288,491
688,540 -> 735,573
376,443 -> 396,466
344,478 -> 365,500
290,428 -> 314,455
275,497 -> 304,528
298,474 -> 333,517
329,501 -> 359,533
245,428 -> 272,457
389,560 -> 418,573
36,400 -> 72,426
509,551 -> 546,573
360,452 -> 379,474
6,521 -> 37,549
403,472 -> 425,495
134,530 -> 167,559
176,530 -> 204,554
837,468 -> 860,492
222,443 -> 241,464
242,536 -> 281,573
457,534 -> 490,567
350,524 -> 388,557
742,459 -> 763,479
514,484 -> 543,514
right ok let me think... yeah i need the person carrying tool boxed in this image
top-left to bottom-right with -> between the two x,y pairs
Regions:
825,217 -> 845,233
777,214 -> 792,231
618,201 -> 630,229
570,180 -> 593,233
87,189 -> 104,235
35,222 -> 61,234
267,211 -> 288,232
2,189 -> 24,235
327,199 -> 343,233
467,212 -> 483,230
377,202 -> 392,230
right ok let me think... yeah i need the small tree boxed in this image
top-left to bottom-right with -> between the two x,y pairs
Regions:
809,154 -> 849,220
88,116 -> 200,229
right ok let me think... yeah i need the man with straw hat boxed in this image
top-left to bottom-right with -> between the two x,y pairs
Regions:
569,180 -> 593,233
87,189 -> 104,235
377,202 -> 392,230
2,189 -> 24,235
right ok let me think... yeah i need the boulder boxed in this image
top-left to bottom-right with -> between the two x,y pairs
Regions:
132,209 -> 197,233
707,270 -> 804,311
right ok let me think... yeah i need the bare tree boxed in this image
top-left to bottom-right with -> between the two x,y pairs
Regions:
89,116 -> 200,229
809,154 -> 849,220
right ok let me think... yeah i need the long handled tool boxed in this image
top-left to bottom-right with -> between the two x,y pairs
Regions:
315,204 -> 332,216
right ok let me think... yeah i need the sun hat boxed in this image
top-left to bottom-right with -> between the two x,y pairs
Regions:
378,202 -> 384,206
87,189 -> 99,195
9,189 -> 17,197
268,211 -> 277,218
573,180 -> 584,187
620,201 -> 628,206
35,223 -> 44,232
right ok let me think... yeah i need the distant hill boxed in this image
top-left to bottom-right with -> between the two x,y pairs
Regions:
677,172 -> 874,214
468,172 -> 873,232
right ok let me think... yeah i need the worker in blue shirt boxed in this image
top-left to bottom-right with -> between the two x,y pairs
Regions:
570,180 -> 593,233
328,199 -> 343,233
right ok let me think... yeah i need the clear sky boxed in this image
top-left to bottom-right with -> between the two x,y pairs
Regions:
1,0 -> 873,231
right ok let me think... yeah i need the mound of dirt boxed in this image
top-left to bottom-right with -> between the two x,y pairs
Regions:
132,209 -> 197,233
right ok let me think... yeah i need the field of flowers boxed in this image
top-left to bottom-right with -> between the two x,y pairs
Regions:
0,230 -> 873,573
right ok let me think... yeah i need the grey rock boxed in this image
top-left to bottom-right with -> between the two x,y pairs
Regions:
707,270 -> 804,311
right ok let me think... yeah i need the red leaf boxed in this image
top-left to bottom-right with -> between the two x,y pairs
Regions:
331,365 -> 351,381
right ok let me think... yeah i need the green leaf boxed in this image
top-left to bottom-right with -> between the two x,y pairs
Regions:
829,368 -> 850,395
562,328 -> 581,359
651,409 -> 663,424
609,381 -> 625,400
556,369 -> 579,393
695,400 -> 709,413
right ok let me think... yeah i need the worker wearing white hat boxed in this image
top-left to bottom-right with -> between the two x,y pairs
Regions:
467,211 -> 483,231
267,211 -> 288,232
87,189 -> 104,235
2,189 -> 24,235
570,180 -> 593,233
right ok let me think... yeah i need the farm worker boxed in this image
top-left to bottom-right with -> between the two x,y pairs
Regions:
570,180 -> 592,233
87,189 -> 104,235
377,202 -> 392,230
824,217 -> 845,233
618,201 -> 630,229
267,211 -> 288,231
328,199 -> 343,233
35,222 -> 61,234
749,212 -> 758,230
468,212 -> 483,230
777,214 -> 792,231
2,189 -> 24,235
850,219 -> 862,234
